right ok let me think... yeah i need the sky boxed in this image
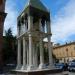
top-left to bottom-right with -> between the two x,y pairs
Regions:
4,0 -> 75,44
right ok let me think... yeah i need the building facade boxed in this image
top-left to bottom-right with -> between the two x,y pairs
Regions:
0,0 -> 6,66
53,42 -> 75,63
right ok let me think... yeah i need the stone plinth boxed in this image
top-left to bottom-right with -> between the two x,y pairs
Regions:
11,69 -> 68,75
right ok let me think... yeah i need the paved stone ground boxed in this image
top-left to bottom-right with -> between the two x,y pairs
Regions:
69,72 -> 75,75
0,72 -> 75,75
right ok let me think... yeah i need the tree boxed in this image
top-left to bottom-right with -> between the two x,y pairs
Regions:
3,28 -> 17,64
5,28 -> 13,38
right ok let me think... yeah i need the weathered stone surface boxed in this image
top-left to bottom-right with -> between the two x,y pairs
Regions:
12,69 -> 64,75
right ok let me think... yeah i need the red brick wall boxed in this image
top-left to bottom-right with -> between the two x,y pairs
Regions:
0,0 -> 6,66
0,0 -> 5,12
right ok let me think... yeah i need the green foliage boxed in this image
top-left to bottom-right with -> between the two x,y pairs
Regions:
44,47 -> 49,63
5,28 -> 13,38
3,28 -> 17,64
44,46 -> 57,63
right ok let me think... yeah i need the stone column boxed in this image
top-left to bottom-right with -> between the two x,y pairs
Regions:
33,43 -> 38,68
27,34 -> 33,70
21,37 -> 27,70
16,39 -> 21,70
39,19 -> 42,31
48,37 -> 53,67
20,22 -> 22,34
39,37 -> 44,69
17,23 -> 19,36
33,43 -> 35,66
47,21 -> 53,68
17,27 -> 19,36
45,21 -> 47,33
26,20 -> 28,31
24,19 -> 26,33
35,44 -> 38,67
47,21 -> 51,33
17,20 -> 21,36
27,43 -> 29,66
28,15 -> 33,31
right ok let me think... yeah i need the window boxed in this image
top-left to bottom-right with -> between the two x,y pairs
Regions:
66,48 -> 68,52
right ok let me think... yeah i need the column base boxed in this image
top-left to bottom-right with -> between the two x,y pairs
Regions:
39,64 -> 45,69
16,65 -> 22,70
27,65 -> 35,71
12,68 -> 64,75
21,65 -> 27,70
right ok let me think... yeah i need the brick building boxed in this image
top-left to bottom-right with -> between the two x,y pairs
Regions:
0,0 -> 7,66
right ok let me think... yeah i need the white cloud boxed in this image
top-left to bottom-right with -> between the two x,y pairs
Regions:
4,0 -> 27,35
4,0 -> 18,35
52,0 -> 75,43
4,0 -> 75,43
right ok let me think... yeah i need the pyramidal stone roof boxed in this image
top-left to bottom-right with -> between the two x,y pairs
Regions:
25,0 -> 49,12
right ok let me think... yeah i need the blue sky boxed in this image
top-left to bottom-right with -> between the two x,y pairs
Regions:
4,0 -> 75,44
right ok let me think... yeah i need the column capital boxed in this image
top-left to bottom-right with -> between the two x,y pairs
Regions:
18,39 -> 21,43
29,34 -> 32,37
23,37 -> 25,40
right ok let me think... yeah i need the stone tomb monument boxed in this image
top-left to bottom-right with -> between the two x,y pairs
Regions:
15,0 -> 64,75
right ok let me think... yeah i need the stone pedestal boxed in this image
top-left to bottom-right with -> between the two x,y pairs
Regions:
12,69 -> 67,75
